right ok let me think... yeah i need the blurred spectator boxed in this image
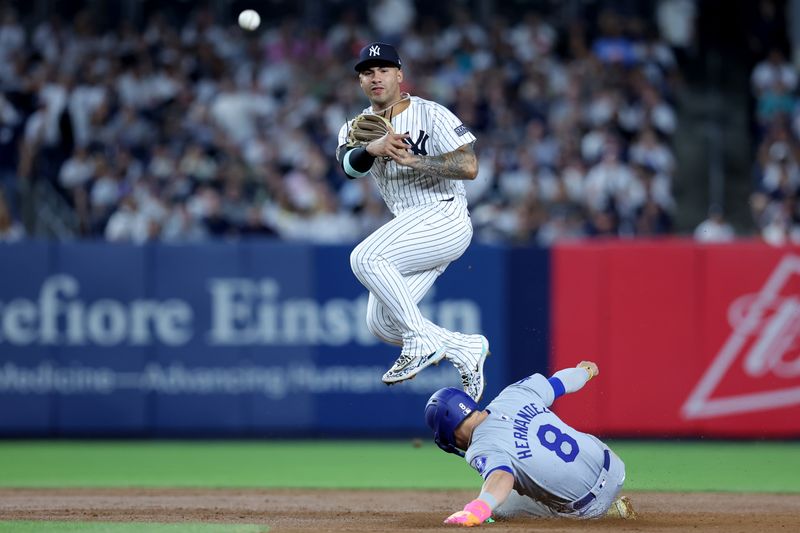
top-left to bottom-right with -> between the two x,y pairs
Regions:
162,201 -> 207,242
631,163 -> 675,235
593,10 -> 638,66
756,80 -> 795,128
58,147 -> 95,232
0,93 -> 22,201
0,189 -> 23,242
761,199 -> 800,245
629,127 -> 675,175
515,13 -> 557,60
0,9 -> 25,56
636,197 -> 673,235
619,83 -> 677,136
584,141 -> 635,214
752,48 -> 798,97
656,0 -> 696,50
694,205 -> 735,242
59,147 -> 95,189
105,195 -> 147,243
761,141 -> 800,197
239,206 -> 278,238
369,0 -> 415,42
748,1 -> 788,62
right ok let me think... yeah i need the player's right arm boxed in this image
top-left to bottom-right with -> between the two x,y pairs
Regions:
443,469 -> 514,527
549,360 -> 598,400
390,142 -> 478,180
399,102 -> 477,180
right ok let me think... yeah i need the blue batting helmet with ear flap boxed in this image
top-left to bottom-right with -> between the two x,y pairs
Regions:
424,387 -> 478,457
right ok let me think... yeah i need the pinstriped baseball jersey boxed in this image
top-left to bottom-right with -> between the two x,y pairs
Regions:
465,374 -> 613,507
337,96 -> 477,215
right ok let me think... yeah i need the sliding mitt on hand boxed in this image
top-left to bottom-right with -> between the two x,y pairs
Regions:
444,499 -> 492,527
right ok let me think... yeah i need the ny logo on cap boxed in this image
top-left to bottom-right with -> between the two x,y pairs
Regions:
369,45 -> 380,57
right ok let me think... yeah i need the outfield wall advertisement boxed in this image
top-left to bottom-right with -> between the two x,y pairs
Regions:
0,242 -> 550,436
2,240 -> 797,438
551,241 -> 800,438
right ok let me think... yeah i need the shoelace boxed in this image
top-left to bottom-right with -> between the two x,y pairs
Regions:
390,352 -> 415,371
453,359 -> 477,391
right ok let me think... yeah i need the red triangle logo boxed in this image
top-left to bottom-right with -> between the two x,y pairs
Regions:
683,255 -> 800,419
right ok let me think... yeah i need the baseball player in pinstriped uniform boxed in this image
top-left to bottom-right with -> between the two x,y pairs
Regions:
424,361 -> 637,526
336,42 -> 489,401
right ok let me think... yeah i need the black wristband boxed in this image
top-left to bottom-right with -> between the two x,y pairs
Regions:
347,146 -> 376,172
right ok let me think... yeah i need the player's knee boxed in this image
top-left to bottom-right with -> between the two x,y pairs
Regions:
349,246 -> 365,275
349,246 -> 377,277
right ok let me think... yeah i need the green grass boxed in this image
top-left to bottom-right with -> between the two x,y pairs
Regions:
0,523 -> 268,533
612,441 -> 800,493
0,440 -> 798,493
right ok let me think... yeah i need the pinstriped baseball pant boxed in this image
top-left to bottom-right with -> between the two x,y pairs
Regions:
350,198 -> 473,357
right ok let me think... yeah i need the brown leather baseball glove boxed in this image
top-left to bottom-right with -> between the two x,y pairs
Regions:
346,114 -> 394,148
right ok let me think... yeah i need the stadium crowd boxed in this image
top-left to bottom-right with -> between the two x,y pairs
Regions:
743,0 -> 800,245
750,46 -> 800,245
0,2 -> 682,244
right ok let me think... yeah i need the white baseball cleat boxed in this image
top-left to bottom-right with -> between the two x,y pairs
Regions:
451,335 -> 490,402
382,347 -> 447,384
606,496 -> 637,519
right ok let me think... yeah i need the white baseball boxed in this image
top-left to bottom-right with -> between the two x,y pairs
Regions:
238,9 -> 261,31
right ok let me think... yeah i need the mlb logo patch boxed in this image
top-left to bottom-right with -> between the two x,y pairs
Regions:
454,124 -> 469,136
471,456 -> 487,475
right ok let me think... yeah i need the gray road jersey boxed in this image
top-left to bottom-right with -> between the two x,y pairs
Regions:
337,96 -> 476,215
465,374 -> 610,506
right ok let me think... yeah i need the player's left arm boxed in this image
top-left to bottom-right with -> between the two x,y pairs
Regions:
336,119 -> 389,180
390,103 -> 478,179
444,469 -> 514,527
511,361 -> 599,408
547,360 -> 598,401
389,142 -> 478,180
337,143 -> 375,179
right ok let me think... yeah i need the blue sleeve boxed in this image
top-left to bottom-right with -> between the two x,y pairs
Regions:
548,377 -> 566,399
483,465 -> 514,480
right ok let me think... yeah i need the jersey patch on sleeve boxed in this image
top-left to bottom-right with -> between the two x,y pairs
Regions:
470,455 -> 487,475
454,124 -> 469,136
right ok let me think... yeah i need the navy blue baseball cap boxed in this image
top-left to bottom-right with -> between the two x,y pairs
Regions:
354,42 -> 402,72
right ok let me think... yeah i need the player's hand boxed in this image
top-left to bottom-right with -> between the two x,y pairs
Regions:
444,510 -> 483,527
577,360 -> 599,380
387,143 -> 418,167
444,499 -> 492,527
366,133 -> 409,158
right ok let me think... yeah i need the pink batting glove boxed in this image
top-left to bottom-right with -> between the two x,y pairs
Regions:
444,499 -> 492,527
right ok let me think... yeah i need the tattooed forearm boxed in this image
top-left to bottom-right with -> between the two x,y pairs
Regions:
409,144 -> 478,180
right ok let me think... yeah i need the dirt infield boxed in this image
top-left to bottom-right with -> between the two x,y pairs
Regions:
1,488 -> 799,532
